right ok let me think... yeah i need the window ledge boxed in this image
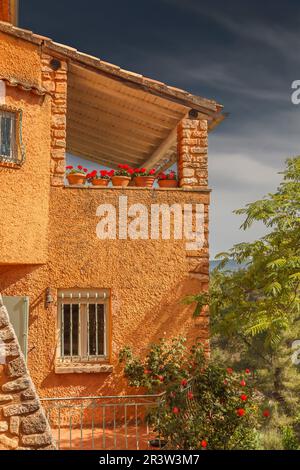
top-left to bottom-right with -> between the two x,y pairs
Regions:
55,362 -> 113,374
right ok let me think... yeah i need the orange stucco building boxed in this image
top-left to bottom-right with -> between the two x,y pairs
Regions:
0,3 -> 225,402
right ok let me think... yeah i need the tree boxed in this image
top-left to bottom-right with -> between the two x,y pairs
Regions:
185,157 -> 300,409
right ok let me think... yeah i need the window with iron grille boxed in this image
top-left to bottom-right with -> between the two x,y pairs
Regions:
0,106 -> 25,165
57,289 -> 110,361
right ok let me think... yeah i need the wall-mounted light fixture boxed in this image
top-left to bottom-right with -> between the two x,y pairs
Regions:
45,288 -> 54,308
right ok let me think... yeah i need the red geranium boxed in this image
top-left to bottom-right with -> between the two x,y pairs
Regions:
236,408 -> 246,417
201,440 -> 207,448
66,165 -> 73,170
78,165 -> 83,170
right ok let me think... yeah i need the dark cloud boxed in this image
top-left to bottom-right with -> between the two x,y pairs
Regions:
20,0 -> 300,255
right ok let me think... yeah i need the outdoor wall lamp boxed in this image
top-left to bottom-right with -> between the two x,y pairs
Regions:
45,288 -> 54,308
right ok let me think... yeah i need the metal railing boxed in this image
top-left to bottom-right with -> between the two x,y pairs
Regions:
41,393 -> 165,450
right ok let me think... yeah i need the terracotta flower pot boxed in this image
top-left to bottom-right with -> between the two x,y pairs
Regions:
158,179 -> 178,188
134,176 -> 155,188
67,173 -> 86,185
91,178 -> 109,186
111,176 -> 131,187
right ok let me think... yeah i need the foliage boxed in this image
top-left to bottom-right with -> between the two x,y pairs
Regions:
185,158 -> 300,407
119,338 -> 267,450
281,425 -> 299,450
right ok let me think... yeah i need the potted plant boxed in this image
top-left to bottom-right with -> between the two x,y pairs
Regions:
87,169 -> 112,186
66,165 -> 88,185
133,168 -> 157,188
111,164 -> 134,187
157,170 -> 178,188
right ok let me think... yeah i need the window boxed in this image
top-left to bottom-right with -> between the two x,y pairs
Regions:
0,106 -> 25,164
57,289 -> 110,362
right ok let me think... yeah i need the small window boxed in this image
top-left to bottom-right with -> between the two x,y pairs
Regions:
57,289 -> 110,362
0,106 -> 25,165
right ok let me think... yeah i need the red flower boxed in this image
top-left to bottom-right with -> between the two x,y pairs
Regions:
245,368 -> 251,374
236,408 -> 246,417
78,165 -> 83,170
83,168 -> 88,172
134,168 -> 141,174
149,168 -> 156,175
108,170 -> 115,177
100,170 -> 108,177
240,394 -> 247,402
172,407 -> 180,414
66,165 -> 73,170
201,440 -> 207,448
158,375 -> 164,383
159,172 -> 167,180
128,168 -> 134,175
187,391 -> 194,400
263,409 -> 270,418
240,380 -> 246,387
144,369 -> 151,375
224,379 -> 228,385
181,379 -> 188,387
140,168 -> 146,173
226,367 -> 233,374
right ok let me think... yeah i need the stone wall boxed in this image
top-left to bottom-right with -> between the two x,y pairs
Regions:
41,53 -> 67,187
178,118 -> 208,189
0,295 -> 56,450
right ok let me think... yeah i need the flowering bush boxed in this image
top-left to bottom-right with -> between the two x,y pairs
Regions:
113,164 -> 134,177
119,337 -> 269,450
133,168 -> 157,177
66,165 -> 88,175
86,169 -> 113,182
157,170 -> 177,180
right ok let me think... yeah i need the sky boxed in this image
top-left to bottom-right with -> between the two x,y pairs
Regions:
20,0 -> 300,257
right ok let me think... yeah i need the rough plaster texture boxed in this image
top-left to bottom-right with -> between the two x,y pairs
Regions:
0,295 -> 56,450
0,34 -> 51,264
0,29 -> 210,401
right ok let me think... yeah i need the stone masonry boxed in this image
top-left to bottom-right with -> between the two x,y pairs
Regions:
177,118 -> 208,189
41,53 -> 68,187
0,295 -> 56,450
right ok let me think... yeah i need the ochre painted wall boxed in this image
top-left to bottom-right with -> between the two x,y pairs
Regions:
0,188 -> 209,398
0,33 -> 51,264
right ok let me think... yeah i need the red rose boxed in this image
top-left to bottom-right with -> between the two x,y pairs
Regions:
172,407 -> 180,414
237,408 -> 246,417
226,367 -> 233,375
181,379 -> 188,387
263,409 -> 270,418
245,368 -> 251,374
240,394 -> 247,402
240,380 -> 246,387
201,440 -> 207,448
78,165 -> 83,170
187,391 -> 194,400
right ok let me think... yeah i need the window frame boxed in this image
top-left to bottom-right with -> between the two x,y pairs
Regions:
57,289 -> 110,363
0,104 -> 25,166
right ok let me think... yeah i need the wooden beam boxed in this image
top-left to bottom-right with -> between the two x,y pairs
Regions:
68,76 -> 186,121
68,95 -> 175,132
143,125 -> 178,169
67,103 -> 168,140
68,119 -> 155,152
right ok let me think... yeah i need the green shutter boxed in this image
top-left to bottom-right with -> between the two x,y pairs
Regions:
2,296 -> 29,361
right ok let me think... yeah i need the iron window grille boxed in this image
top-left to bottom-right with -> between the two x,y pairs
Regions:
57,289 -> 110,362
0,105 -> 25,165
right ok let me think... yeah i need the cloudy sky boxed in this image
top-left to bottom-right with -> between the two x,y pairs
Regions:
21,0 -> 300,257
